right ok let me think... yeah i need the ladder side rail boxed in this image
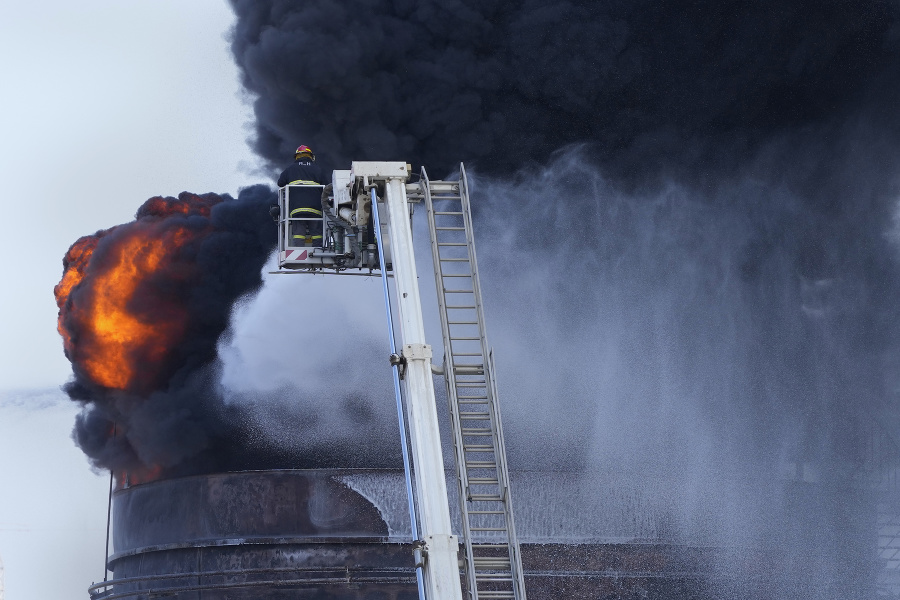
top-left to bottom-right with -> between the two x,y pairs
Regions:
457,164 -> 493,402
458,165 -> 527,600
458,165 -> 510,502
458,165 -> 507,505
423,168 -> 480,600
277,187 -> 285,254
424,169 -> 472,498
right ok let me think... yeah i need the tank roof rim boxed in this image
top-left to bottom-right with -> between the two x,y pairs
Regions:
107,536 -> 402,564
115,467 -> 404,492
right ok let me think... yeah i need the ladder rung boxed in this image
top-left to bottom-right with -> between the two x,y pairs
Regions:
469,495 -> 503,501
434,211 -> 463,215
472,550 -> 510,558
470,526 -> 506,531
472,544 -> 508,549
458,395 -> 488,399
450,336 -> 480,340
465,463 -> 498,469
464,445 -> 495,450
441,273 -> 472,277
436,226 -> 465,231
452,352 -> 482,357
438,242 -> 468,247
469,477 -> 499,484
439,258 -> 470,262
448,320 -> 478,324
458,401 -> 488,405
460,412 -> 491,417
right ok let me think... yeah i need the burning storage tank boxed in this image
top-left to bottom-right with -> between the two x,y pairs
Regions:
79,167 -> 728,597
93,470 -> 415,600
59,172 -> 895,600
91,468 -> 735,600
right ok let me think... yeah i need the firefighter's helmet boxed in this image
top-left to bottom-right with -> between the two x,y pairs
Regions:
295,145 -> 315,161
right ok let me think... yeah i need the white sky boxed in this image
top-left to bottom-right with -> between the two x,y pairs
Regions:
0,2 -> 267,598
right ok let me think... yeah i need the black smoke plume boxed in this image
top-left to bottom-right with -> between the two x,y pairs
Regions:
57,187 -> 283,480
227,1 -> 900,598
229,0 -> 898,178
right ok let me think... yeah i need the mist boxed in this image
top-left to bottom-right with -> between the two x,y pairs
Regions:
468,136 -> 900,598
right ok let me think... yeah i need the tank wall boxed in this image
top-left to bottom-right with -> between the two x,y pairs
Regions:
98,469 -> 750,600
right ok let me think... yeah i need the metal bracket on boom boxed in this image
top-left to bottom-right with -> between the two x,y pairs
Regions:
389,352 -> 407,380
412,539 -> 427,569
391,344 -> 432,380
402,343 -> 432,361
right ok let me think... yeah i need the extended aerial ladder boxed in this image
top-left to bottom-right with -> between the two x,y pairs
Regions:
274,162 -> 526,600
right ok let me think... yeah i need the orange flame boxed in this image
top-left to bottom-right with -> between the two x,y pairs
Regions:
54,235 -> 102,354
55,194 -> 222,393
117,464 -> 164,489
139,195 -> 215,218
80,227 -> 191,390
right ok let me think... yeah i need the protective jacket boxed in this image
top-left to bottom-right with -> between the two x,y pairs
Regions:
277,159 -> 326,187
278,159 -> 326,246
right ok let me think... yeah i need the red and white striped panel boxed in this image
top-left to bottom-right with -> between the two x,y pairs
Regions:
282,249 -> 309,261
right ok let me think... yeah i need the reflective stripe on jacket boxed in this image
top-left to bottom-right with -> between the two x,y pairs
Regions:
290,207 -> 323,217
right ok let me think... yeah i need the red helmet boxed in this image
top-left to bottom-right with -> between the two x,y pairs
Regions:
295,145 -> 315,161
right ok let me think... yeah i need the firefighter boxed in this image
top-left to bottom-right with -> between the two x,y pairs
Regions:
277,145 -> 326,247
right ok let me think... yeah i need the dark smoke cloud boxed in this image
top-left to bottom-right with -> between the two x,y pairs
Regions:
229,0 -> 899,178
226,1 -> 900,598
61,186 -> 281,478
